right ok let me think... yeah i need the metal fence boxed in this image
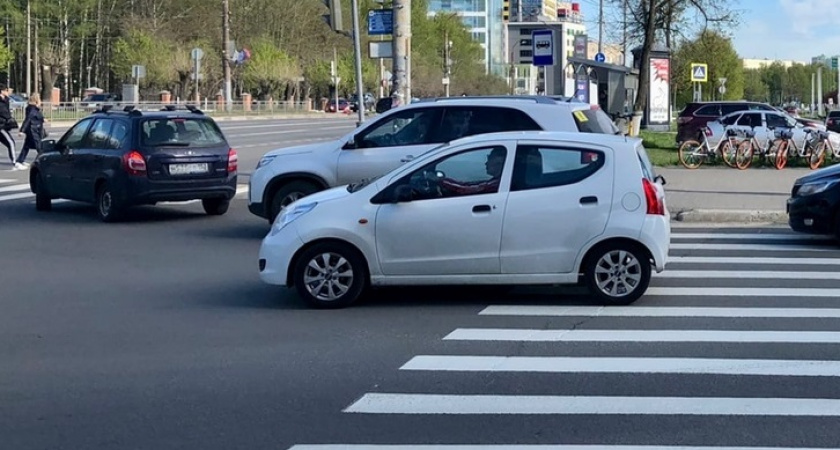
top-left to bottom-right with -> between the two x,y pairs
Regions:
10,100 -> 317,123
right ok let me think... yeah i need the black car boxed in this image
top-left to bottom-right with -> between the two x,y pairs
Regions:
30,105 -> 237,222
787,163 -> 840,237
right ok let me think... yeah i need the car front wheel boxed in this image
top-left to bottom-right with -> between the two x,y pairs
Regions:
293,242 -> 368,309
268,180 -> 320,223
33,173 -> 51,211
583,243 -> 652,305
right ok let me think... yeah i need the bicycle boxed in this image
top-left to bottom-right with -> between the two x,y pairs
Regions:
733,126 -> 784,170
774,127 -> 820,170
678,127 -> 739,169
806,130 -> 836,169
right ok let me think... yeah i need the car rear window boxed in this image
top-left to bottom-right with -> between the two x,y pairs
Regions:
828,111 -> 840,118
572,107 -> 619,134
141,118 -> 226,147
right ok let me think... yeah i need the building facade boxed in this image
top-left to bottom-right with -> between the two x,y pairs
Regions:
427,0 -> 506,75
811,55 -> 839,70
742,58 -> 808,70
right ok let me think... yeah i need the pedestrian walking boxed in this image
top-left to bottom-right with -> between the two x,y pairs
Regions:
0,84 -> 19,169
17,93 -> 45,168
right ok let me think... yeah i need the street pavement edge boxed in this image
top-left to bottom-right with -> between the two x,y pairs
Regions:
673,208 -> 788,224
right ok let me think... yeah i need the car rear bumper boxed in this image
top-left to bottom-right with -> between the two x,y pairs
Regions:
125,174 -> 237,204
787,195 -> 835,235
640,214 -> 670,272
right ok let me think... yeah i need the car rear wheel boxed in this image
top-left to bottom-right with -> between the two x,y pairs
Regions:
96,182 -> 123,223
269,180 -> 320,223
293,242 -> 368,309
33,173 -> 51,212
202,198 -> 230,216
583,243 -> 651,305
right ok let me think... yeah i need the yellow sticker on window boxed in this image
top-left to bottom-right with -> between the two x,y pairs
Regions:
573,110 -> 589,122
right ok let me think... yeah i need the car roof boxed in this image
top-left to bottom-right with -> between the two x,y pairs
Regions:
445,130 -> 636,149
409,95 -> 586,109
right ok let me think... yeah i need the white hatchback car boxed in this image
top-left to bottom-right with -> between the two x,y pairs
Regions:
258,131 -> 670,308
248,96 -> 619,223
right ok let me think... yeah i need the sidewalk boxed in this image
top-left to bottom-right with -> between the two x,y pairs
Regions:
657,166 -> 808,224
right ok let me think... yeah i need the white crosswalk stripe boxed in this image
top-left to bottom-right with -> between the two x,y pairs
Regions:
0,177 -> 249,205
287,227 -> 840,449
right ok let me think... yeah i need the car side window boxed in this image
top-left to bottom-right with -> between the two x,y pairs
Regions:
720,104 -> 745,115
109,121 -> 130,149
510,145 -> 605,192
436,107 -> 542,142
85,119 -> 115,149
766,113 -> 789,129
397,146 -> 508,201
60,119 -> 94,150
737,113 -> 761,128
720,114 -> 740,126
694,105 -> 720,116
355,108 -> 441,149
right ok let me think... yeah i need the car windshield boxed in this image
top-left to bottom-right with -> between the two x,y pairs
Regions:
141,118 -> 226,148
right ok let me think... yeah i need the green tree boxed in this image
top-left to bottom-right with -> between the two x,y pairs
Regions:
241,37 -> 301,100
672,30 -> 743,108
742,68 -> 768,102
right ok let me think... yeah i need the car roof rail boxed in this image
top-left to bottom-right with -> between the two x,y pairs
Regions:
93,105 -> 115,114
419,95 -> 558,105
160,104 -> 205,115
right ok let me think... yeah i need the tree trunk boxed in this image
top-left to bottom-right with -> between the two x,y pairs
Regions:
62,8 -> 70,101
94,0 -> 103,88
41,65 -> 57,101
631,0 -> 658,135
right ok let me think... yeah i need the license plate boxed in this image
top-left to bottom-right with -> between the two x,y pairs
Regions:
169,163 -> 209,175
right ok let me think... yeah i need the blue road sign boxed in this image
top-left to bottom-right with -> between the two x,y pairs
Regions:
368,9 -> 393,36
594,52 -> 605,63
531,30 -> 554,66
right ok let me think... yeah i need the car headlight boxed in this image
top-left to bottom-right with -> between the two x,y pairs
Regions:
798,180 -> 838,196
270,202 -> 318,236
256,155 -> 277,169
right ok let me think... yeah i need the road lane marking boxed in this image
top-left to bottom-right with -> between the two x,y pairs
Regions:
400,355 -> 840,376
669,243 -> 834,252
478,306 -> 840,318
655,270 -> 840,280
343,393 -> 840,416
442,329 -> 840,343
667,256 -> 840,265
671,233 -> 830,241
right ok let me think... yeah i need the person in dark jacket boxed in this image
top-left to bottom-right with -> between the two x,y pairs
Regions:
17,93 -> 44,168
0,84 -> 18,169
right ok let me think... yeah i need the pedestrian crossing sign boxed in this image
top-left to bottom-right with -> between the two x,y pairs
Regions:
691,63 -> 708,82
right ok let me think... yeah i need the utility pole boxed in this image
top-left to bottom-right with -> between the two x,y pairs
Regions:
331,47 -> 339,113
811,72 -> 816,114
26,0 -> 31,97
622,0 -> 628,66
443,32 -> 452,97
818,66 -> 824,117
350,0 -> 365,124
222,0 -> 232,111
391,0 -> 411,106
598,0 -> 604,55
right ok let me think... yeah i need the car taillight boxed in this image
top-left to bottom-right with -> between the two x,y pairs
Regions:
642,178 -> 665,216
123,150 -> 146,176
227,148 -> 238,173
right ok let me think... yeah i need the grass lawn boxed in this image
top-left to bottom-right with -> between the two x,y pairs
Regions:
639,130 -> 680,167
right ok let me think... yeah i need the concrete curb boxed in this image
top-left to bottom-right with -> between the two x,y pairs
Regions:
673,209 -> 788,224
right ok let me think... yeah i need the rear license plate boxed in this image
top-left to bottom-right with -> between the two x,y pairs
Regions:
169,163 -> 209,175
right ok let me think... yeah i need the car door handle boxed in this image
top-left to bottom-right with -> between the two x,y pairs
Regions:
472,204 -> 492,213
580,196 -> 598,205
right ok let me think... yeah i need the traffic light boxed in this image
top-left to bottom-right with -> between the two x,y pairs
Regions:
502,0 -> 509,22
323,0 -> 344,32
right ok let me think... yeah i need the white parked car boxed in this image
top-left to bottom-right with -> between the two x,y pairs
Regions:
248,96 -> 619,223
258,131 -> 670,309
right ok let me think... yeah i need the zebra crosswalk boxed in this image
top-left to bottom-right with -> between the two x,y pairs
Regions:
287,228 -> 840,450
0,177 -> 250,205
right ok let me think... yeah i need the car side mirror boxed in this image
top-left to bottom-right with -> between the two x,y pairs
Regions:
655,175 -> 667,186
40,140 -> 57,153
342,137 -> 358,150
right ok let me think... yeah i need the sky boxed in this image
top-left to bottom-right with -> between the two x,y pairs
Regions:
576,0 -> 840,62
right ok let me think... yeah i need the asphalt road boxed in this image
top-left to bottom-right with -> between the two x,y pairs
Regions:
2,118 -> 840,449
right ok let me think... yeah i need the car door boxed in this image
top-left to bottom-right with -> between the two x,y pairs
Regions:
336,107 -> 444,185
373,143 -> 513,276
500,142 -> 613,274
46,118 -> 94,200
72,118 -> 115,201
